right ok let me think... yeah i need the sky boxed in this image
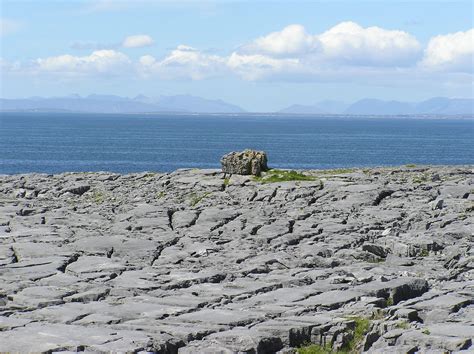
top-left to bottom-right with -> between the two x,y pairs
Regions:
1,0 -> 473,111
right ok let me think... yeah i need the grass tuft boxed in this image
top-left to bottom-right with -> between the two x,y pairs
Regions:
298,317 -> 371,354
342,317 -> 371,352
396,321 -> 410,330
254,169 -> 316,184
315,168 -> 356,175
298,344 -> 332,354
87,190 -> 106,204
412,173 -> 429,184
189,192 -> 211,207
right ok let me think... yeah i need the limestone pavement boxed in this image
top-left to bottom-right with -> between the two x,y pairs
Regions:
0,166 -> 473,353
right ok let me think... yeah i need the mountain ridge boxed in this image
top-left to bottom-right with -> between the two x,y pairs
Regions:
0,94 -> 245,114
1,95 -> 473,115
279,97 -> 473,115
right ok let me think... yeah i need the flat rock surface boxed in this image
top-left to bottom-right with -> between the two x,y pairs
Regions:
0,166 -> 473,353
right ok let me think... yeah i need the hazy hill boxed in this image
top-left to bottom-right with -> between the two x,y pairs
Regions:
280,97 -> 473,115
0,94 -> 245,114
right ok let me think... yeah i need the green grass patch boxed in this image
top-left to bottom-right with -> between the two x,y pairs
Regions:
189,192 -> 211,207
87,190 -> 106,204
342,317 -> 371,353
254,169 -> 317,184
405,164 -> 417,168
156,191 -> 165,199
143,172 -> 157,179
315,168 -> 356,175
298,344 -> 332,354
419,249 -> 429,257
223,178 -> 230,186
298,317 -> 371,354
412,173 -> 429,184
396,321 -> 410,330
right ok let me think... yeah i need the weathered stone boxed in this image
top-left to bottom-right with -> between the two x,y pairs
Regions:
221,149 -> 268,176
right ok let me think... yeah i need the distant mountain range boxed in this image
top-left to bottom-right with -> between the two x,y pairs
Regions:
0,95 -> 473,115
0,94 -> 245,114
279,97 -> 474,115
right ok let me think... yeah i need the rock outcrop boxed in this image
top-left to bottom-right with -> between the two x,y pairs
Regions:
0,166 -> 472,353
221,150 -> 268,176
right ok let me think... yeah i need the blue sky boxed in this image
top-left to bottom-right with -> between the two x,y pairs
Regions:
1,0 -> 473,111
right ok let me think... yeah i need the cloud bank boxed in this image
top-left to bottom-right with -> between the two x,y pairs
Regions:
2,22 -> 473,83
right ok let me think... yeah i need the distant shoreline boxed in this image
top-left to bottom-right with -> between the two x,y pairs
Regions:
1,110 -> 473,120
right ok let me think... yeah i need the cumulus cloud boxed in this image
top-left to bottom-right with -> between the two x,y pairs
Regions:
138,45 -> 227,80
2,22 -> 472,85
241,24 -> 319,57
0,18 -> 22,37
227,52 -> 300,80
421,29 -> 474,72
36,50 -> 131,75
318,21 -> 421,66
122,34 -> 154,48
239,22 -> 421,67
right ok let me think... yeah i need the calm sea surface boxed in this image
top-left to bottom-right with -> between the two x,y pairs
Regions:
0,112 -> 473,174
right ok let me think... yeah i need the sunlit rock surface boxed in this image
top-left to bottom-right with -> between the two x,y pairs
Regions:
0,166 -> 472,353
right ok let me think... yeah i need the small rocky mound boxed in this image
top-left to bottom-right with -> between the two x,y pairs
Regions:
221,150 -> 268,176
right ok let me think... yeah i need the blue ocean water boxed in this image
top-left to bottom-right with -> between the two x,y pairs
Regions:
0,112 -> 473,174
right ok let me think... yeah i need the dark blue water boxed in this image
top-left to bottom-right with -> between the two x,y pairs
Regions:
0,112 -> 473,174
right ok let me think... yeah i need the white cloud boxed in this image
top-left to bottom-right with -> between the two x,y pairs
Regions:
36,50 -> 131,75
227,53 -> 300,80
0,18 -> 22,37
318,22 -> 421,66
238,22 -> 421,67
138,45 -> 227,80
2,22 -> 472,86
241,24 -> 319,57
122,34 -> 154,48
421,29 -> 474,72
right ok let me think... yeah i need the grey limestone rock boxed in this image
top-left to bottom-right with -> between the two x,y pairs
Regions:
0,166 -> 472,352
221,149 -> 268,176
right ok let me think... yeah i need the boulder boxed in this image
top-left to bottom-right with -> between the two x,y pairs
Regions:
220,150 -> 268,176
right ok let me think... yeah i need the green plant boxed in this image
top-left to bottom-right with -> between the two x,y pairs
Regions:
254,169 -> 317,184
422,329 -> 431,335
405,164 -> 417,168
396,321 -> 410,330
315,168 -> 356,175
298,344 -> 332,354
189,192 -> 211,206
156,191 -> 165,199
341,317 -> 371,353
223,178 -> 230,186
412,173 -> 429,184
87,190 -> 106,204
143,172 -> 156,179
298,317 -> 371,354
419,249 -> 429,257
386,297 -> 394,307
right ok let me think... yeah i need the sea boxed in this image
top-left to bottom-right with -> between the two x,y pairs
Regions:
0,112 -> 473,174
